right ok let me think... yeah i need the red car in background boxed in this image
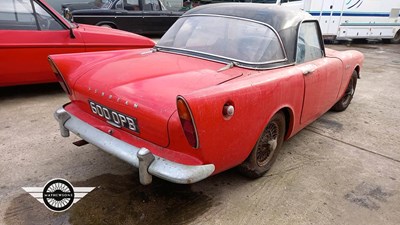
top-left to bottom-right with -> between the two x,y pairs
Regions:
53,4 -> 364,185
0,0 -> 155,87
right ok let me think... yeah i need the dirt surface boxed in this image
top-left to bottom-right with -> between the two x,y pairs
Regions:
4,174 -> 213,225
1,43 -> 400,225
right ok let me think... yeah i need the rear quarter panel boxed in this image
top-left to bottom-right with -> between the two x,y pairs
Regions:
180,66 -> 305,173
167,49 -> 362,173
326,48 -> 364,99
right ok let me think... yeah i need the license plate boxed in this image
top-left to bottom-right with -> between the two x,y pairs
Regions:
89,100 -> 139,133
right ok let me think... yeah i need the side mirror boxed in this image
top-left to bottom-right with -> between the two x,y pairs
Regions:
63,8 -> 71,20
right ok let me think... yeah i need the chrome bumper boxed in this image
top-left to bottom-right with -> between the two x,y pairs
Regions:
54,107 -> 215,185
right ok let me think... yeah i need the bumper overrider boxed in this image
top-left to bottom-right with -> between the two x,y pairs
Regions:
54,107 -> 215,185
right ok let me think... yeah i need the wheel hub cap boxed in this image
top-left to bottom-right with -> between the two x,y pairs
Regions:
256,122 -> 279,166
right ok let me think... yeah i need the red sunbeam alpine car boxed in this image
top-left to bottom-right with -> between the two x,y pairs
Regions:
0,0 -> 155,87
52,3 -> 364,185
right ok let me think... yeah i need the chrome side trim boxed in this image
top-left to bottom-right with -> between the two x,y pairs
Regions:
157,47 -> 294,71
54,107 -> 215,185
157,46 -> 288,66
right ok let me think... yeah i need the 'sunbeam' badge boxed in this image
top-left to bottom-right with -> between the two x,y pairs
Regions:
22,178 -> 95,212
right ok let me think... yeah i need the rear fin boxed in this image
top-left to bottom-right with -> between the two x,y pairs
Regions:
48,56 -> 71,95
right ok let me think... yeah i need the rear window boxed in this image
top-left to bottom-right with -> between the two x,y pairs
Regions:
158,15 -> 286,64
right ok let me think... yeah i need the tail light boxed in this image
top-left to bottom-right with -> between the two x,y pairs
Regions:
177,96 -> 199,148
48,57 -> 71,95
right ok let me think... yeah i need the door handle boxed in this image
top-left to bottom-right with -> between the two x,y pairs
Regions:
301,65 -> 316,75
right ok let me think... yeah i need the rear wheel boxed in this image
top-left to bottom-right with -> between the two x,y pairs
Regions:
238,112 -> 286,178
383,30 -> 400,44
392,30 -> 400,44
331,71 -> 358,112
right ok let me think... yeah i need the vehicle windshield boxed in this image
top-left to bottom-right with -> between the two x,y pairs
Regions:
157,16 -> 285,64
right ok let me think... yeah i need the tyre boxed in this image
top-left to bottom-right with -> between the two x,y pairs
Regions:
383,30 -> 400,44
392,30 -> 400,44
331,70 -> 358,112
238,112 -> 286,178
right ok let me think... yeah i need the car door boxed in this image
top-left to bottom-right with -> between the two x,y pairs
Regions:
112,0 -> 145,33
0,0 -> 85,86
296,21 -> 343,125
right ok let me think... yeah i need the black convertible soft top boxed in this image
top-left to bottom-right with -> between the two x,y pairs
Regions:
184,3 -> 316,64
